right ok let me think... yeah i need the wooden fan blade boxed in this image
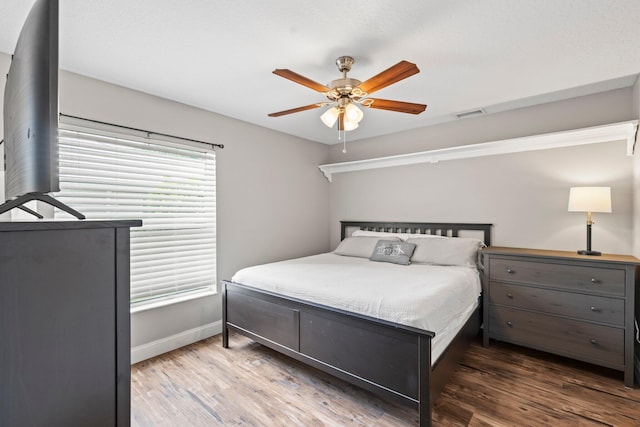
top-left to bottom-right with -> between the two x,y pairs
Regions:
273,69 -> 331,93
366,98 -> 427,114
268,103 -> 323,117
357,61 -> 420,95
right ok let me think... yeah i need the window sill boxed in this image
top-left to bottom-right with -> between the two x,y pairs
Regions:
130,287 -> 217,314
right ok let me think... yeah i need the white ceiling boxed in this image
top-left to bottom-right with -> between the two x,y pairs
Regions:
1,0 -> 639,145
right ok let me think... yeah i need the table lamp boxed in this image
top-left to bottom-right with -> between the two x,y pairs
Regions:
568,187 -> 611,256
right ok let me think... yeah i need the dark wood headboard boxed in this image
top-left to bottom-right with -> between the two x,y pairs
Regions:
340,221 -> 493,246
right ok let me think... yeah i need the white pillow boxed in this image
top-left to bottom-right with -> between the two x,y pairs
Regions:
405,233 -> 448,240
352,230 -> 410,241
334,236 -> 401,258
408,237 -> 484,267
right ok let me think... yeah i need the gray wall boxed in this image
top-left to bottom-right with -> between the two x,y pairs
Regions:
0,52 -> 331,359
2,47 -> 638,360
631,75 -> 640,382
328,88 -> 635,162
633,76 -> 640,258
325,84 -> 639,381
61,73 -> 331,354
327,88 -> 637,254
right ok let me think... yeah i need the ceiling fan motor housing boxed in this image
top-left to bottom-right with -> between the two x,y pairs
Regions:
328,56 -> 364,100
327,78 -> 363,99
336,56 -> 354,73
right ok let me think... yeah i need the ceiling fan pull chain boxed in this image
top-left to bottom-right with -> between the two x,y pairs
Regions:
342,131 -> 347,153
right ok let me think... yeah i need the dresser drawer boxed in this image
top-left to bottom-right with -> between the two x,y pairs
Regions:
489,282 -> 624,326
489,305 -> 624,366
489,258 -> 625,296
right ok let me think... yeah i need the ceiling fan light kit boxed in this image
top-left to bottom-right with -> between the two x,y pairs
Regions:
320,107 -> 339,127
269,56 -> 427,152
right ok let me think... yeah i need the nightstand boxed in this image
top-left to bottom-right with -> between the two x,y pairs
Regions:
482,247 -> 639,387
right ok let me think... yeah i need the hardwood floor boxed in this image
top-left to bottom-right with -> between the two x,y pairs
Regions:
131,333 -> 640,426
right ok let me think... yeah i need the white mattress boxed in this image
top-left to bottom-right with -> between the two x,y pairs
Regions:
231,253 -> 482,363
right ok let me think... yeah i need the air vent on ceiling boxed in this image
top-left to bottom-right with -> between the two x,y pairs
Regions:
454,108 -> 486,119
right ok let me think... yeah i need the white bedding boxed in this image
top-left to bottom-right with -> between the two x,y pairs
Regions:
231,253 -> 482,362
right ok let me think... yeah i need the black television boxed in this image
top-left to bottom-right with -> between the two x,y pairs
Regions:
1,0 -> 83,219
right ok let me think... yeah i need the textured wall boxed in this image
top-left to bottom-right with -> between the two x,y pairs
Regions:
0,51 -> 331,358
59,71 -> 331,354
632,76 -> 640,258
329,141 -> 632,254
327,88 -> 637,254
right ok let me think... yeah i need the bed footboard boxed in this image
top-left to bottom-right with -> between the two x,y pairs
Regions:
222,281 -> 436,425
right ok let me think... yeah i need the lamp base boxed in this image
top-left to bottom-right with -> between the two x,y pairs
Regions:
577,249 -> 602,256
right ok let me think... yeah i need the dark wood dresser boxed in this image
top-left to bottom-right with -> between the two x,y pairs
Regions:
0,220 -> 141,426
482,246 -> 639,387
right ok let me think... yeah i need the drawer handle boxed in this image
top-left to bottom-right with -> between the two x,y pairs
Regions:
506,292 -> 514,299
506,268 -> 515,274
590,339 -> 598,345
589,306 -> 600,312
506,321 -> 513,327
591,278 -> 600,284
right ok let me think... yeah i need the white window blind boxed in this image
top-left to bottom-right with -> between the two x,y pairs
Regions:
54,126 -> 216,303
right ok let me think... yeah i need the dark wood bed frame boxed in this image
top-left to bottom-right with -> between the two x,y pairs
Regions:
222,221 -> 492,426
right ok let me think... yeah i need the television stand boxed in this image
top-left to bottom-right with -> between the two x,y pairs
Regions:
0,193 -> 85,219
0,220 -> 140,426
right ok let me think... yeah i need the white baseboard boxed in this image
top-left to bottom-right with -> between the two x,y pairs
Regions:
131,320 -> 222,364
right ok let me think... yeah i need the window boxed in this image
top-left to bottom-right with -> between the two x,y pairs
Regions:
54,122 -> 216,304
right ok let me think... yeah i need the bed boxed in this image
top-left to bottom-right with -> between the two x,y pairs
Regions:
222,221 -> 492,426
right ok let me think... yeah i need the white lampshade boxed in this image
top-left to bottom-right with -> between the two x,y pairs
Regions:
568,187 -> 612,213
320,107 -> 339,128
343,120 -> 359,131
344,103 -> 363,123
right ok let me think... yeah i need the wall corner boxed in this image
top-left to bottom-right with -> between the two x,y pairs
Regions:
632,75 -> 640,258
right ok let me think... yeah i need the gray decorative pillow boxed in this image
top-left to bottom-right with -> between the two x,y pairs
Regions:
334,236 -> 401,258
369,240 -> 417,265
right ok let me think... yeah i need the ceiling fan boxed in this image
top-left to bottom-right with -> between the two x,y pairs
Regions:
268,56 -> 427,144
